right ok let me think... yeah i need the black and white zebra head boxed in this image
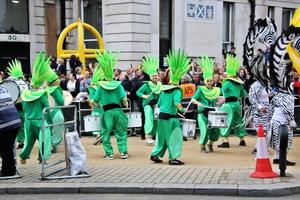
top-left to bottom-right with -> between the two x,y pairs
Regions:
257,17 -> 278,47
249,54 -> 269,86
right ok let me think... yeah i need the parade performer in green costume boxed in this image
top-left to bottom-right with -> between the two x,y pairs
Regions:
137,55 -> 162,145
191,55 -> 221,153
7,59 -> 25,148
218,55 -> 247,148
91,51 -> 129,160
19,52 -> 52,164
88,65 -> 104,143
150,49 -> 189,165
46,68 -> 65,153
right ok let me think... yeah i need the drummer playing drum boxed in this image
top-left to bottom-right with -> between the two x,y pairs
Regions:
191,55 -> 221,153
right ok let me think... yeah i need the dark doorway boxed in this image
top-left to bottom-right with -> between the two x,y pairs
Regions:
159,0 -> 172,69
0,42 -> 30,75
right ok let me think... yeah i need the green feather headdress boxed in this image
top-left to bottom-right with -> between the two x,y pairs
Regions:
7,59 -> 24,79
167,49 -> 190,85
46,68 -> 58,84
197,54 -> 214,82
91,64 -> 105,85
31,52 -> 51,88
142,55 -> 159,76
95,51 -> 118,81
226,54 -> 240,77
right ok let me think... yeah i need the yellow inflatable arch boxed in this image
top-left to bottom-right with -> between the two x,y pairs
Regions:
57,19 -> 105,74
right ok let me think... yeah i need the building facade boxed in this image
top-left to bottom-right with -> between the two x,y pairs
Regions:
0,0 -> 299,73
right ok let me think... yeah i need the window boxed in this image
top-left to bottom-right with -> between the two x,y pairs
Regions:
282,8 -> 293,32
268,6 -> 275,20
0,0 -> 29,34
222,2 -> 233,53
81,0 -> 103,49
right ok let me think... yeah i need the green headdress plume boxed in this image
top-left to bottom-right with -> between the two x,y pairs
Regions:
46,68 -> 58,84
91,64 -> 105,85
167,49 -> 190,85
31,52 -> 51,88
95,50 -> 118,81
142,55 -> 159,76
226,54 -> 240,77
7,59 -> 24,79
197,54 -> 214,82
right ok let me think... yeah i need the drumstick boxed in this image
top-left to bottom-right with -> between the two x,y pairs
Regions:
178,113 -> 186,118
185,100 -> 193,112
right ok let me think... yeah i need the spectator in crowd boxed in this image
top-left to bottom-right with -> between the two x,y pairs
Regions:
293,70 -> 300,104
0,85 -> 21,177
114,68 -> 122,81
75,67 -> 83,81
218,65 -> 226,81
238,68 -> 247,82
126,67 -> 134,80
213,73 -> 222,88
67,73 -> 80,98
80,70 -> 91,92
192,72 -> 203,86
69,54 -> 82,73
50,57 -> 57,70
56,58 -> 66,75
230,46 -> 237,57
60,73 -> 68,90
0,71 -> 4,82
120,71 -> 132,93
161,68 -> 170,85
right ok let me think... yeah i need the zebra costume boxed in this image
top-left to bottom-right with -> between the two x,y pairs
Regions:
243,18 -> 277,133
269,92 -> 294,151
249,81 -> 270,132
269,22 -> 300,152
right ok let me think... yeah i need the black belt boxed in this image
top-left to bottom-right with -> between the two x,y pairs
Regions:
199,107 -> 215,118
147,99 -> 158,108
225,96 -> 238,103
158,112 -> 178,120
103,103 -> 121,112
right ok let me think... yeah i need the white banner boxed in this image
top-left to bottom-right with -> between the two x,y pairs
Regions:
186,0 -> 216,22
0,34 -> 30,42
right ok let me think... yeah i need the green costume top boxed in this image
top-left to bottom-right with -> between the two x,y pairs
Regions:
93,81 -> 126,107
193,86 -> 220,112
136,81 -> 162,106
157,88 -> 182,115
88,86 -> 97,99
222,80 -> 247,99
48,86 -> 64,106
22,92 -> 49,120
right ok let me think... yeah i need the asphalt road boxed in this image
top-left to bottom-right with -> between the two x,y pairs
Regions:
1,194 -> 300,200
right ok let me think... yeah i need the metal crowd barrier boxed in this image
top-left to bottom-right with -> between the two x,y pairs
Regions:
0,143 -> 22,180
40,105 -> 90,180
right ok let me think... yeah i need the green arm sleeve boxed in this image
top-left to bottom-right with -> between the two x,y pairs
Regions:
92,87 -> 101,103
41,93 -> 50,108
173,89 -> 182,106
136,83 -> 147,98
55,88 -> 65,106
119,85 -> 127,99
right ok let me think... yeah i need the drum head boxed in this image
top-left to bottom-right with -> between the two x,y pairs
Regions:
0,80 -> 19,102
63,90 -> 73,106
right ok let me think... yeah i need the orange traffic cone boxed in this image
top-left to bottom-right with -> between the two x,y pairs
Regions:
250,124 -> 278,179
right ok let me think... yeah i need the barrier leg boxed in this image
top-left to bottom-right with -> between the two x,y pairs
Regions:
279,125 -> 288,177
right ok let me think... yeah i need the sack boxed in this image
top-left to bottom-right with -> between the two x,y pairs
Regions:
65,131 -> 87,176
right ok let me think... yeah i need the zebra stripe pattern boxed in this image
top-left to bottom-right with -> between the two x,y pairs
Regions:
243,17 -> 277,70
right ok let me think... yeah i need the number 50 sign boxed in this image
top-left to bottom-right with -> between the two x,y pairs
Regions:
0,34 -> 30,42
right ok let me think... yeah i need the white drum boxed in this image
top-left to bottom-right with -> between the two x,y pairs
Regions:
84,115 -> 102,132
126,112 -> 142,128
154,106 -> 160,119
208,111 -> 228,128
0,79 -> 29,103
180,118 -> 196,138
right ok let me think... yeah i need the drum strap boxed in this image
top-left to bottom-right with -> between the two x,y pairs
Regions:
147,99 -> 158,108
199,108 -> 215,118
158,112 -> 178,120
225,96 -> 238,103
103,103 -> 121,112
15,102 -> 23,111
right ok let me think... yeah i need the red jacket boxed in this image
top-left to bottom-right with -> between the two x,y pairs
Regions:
295,80 -> 300,96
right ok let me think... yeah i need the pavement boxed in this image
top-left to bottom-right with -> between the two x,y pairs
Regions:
1,135 -> 300,197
